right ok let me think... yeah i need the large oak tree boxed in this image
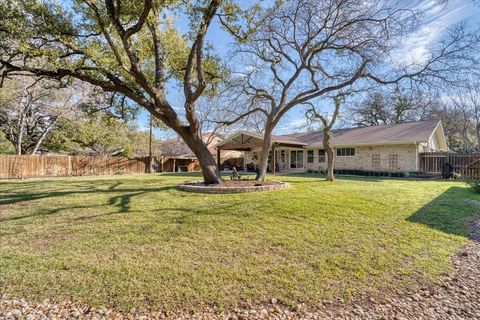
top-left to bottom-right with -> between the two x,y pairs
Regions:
0,0 -> 241,183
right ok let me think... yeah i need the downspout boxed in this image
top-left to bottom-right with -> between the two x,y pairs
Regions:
414,142 -> 418,172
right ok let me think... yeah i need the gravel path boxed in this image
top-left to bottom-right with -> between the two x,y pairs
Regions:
2,221 -> 479,320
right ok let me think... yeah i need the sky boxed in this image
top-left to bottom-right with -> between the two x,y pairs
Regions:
137,0 -> 480,137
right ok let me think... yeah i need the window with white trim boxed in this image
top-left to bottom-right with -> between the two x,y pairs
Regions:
318,149 -> 325,163
388,154 -> 398,170
307,150 -> 314,163
336,148 -> 355,157
372,154 -> 381,169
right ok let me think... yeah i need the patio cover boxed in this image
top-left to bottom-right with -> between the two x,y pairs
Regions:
215,131 -> 307,151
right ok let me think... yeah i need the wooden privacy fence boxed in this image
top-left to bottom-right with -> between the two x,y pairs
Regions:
0,155 -> 202,179
0,155 -> 149,179
154,156 -> 200,173
419,152 -> 480,178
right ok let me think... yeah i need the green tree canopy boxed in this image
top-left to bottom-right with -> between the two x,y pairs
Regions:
46,113 -> 131,156
0,0 -> 248,183
0,132 -> 14,154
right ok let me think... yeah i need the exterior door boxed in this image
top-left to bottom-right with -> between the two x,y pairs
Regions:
290,150 -> 304,168
276,150 -> 287,170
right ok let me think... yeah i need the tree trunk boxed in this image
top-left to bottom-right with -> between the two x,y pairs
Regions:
178,130 -> 222,184
15,143 -> 21,155
256,123 -> 274,182
148,115 -> 153,173
15,117 -> 24,155
475,121 -> 480,148
323,128 -> 335,181
16,90 -> 30,156
30,120 -> 56,155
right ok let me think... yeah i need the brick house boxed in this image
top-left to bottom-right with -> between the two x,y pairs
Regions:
215,120 -> 448,173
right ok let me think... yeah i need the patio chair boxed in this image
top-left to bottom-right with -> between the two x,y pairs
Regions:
231,167 -> 241,180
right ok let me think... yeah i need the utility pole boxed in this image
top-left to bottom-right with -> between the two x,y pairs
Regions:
148,114 -> 153,173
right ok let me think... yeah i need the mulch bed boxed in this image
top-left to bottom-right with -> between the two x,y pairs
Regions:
179,180 -> 288,193
188,180 -> 281,187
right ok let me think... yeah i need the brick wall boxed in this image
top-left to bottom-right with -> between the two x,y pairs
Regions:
304,144 -> 418,172
244,144 -> 418,173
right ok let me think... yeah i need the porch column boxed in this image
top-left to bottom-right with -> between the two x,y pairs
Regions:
217,148 -> 221,171
272,145 -> 276,175
243,151 -> 247,171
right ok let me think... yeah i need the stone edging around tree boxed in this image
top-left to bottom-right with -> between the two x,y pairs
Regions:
178,181 -> 289,194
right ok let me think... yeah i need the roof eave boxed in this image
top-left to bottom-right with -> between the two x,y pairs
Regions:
272,140 -> 308,146
306,140 -> 428,148
428,120 -> 448,151
215,131 -> 262,148
216,130 -> 308,148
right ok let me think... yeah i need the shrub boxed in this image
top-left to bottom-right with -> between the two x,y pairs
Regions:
332,169 -> 408,178
466,178 -> 480,193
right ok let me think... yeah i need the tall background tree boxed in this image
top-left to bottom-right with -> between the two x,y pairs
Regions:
220,0 -> 479,181
46,112 -> 132,156
439,78 -> 480,150
349,89 -> 438,127
347,77 -> 480,151
0,77 -> 78,155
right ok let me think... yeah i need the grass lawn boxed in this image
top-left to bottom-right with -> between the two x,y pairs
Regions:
0,173 -> 479,311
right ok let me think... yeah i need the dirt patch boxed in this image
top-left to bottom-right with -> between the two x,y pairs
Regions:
465,199 -> 480,206
470,219 -> 480,242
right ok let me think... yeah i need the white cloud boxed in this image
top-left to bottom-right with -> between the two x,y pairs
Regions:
393,0 -> 478,65
274,117 -> 309,134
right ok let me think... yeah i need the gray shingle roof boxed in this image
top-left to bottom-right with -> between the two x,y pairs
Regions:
276,120 -> 440,147
271,134 -> 308,145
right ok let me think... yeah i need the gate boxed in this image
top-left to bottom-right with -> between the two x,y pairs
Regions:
419,152 -> 480,178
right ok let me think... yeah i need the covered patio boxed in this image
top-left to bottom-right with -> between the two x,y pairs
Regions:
215,131 -> 307,174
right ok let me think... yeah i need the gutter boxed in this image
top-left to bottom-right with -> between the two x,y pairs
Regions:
307,140 -> 427,148
414,142 -> 418,171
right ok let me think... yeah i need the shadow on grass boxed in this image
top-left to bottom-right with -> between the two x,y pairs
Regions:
160,172 -> 258,180
407,186 -> 480,239
160,172 -> 203,178
0,181 -> 177,222
0,180 -> 248,241
159,171 -> 386,182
